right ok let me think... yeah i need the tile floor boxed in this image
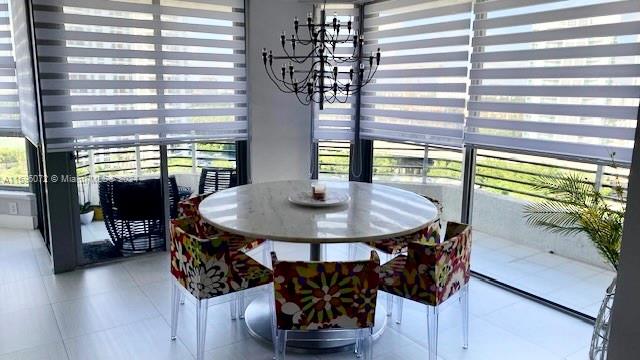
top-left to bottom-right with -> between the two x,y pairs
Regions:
80,221 -> 110,245
81,220 -> 615,317
472,230 -> 616,318
0,227 -> 596,359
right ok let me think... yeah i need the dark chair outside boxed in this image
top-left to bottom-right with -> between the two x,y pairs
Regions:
99,176 -> 180,254
198,167 -> 237,194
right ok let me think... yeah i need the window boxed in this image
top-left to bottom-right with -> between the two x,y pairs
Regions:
471,149 -> 625,317
33,0 -> 248,152
0,136 -> 27,187
466,0 -> 640,163
318,141 -> 350,180
373,140 -> 462,185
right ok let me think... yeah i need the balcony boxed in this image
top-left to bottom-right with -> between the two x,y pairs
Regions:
319,141 -> 622,318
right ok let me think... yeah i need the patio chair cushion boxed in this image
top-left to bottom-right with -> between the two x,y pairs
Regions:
113,179 -> 163,220
379,222 -> 471,306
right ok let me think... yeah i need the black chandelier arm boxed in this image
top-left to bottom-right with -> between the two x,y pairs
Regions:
264,62 -> 299,93
294,90 -> 312,106
281,46 -> 316,65
266,59 -> 320,92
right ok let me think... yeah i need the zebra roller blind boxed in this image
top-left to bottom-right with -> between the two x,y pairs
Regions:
466,0 -> 640,163
0,0 -> 19,137
33,0 -> 247,152
10,0 -> 39,145
360,0 -> 472,147
313,3 -> 358,142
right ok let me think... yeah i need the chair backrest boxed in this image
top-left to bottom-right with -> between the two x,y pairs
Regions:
177,193 -> 216,237
99,177 -> 167,252
198,168 -> 237,194
271,251 -> 380,331
170,217 -> 234,300
403,222 -> 472,305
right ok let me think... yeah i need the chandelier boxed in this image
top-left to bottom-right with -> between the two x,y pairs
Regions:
261,3 -> 380,110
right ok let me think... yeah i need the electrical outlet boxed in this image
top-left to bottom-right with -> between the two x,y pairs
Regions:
8,202 -> 18,215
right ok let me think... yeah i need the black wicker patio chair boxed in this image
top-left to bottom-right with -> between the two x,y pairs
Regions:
99,176 -> 180,254
198,168 -> 238,194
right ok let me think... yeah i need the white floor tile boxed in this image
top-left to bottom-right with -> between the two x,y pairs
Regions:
0,342 -> 68,360
439,317 -> 563,360
122,253 -> 172,286
52,287 -> 160,339
42,263 -> 137,303
0,276 -> 50,314
482,301 -> 593,357
0,253 -> 41,286
0,305 -> 62,355
64,317 -> 192,360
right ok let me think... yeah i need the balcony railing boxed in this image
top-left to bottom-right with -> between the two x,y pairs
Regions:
75,142 -> 236,179
319,141 -> 629,203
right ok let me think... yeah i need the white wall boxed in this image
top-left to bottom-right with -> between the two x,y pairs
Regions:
0,190 -> 36,229
247,0 -> 313,183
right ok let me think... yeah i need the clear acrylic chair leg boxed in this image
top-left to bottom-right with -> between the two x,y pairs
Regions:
238,291 -> 245,319
230,293 -> 237,320
387,293 -> 393,317
196,299 -> 208,360
179,292 -> 185,305
461,283 -> 469,349
426,305 -> 439,360
275,330 -> 287,360
357,328 -> 373,360
395,297 -> 404,324
170,281 -> 180,340
269,285 -> 278,359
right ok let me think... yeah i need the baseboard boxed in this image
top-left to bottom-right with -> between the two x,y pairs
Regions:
0,214 -> 36,229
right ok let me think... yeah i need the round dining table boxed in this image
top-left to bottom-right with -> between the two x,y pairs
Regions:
199,180 -> 438,352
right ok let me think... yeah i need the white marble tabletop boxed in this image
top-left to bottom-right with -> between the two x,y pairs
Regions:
199,180 -> 438,244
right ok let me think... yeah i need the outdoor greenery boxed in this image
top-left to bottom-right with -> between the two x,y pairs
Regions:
0,137 -> 28,186
318,143 -> 628,203
523,169 -> 625,270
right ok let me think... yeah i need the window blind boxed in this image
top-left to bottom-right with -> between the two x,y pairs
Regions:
33,0 -> 247,152
466,0 -> 640,163
313,4 -> 357,142
360,0 -> 472,147
10,0 -> 39,145
0,0 -> 19,137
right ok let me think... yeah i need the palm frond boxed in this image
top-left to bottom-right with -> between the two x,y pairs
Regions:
524,167 -> 623,270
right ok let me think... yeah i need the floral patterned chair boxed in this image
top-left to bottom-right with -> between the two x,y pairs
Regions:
177,194 -> 266,255
169,217 -> 273,360
354,195 -> 443,318
363,196 -> 443,257
379,222 -> 472,360
176,194 -> 269,319
270,250 -> 381,360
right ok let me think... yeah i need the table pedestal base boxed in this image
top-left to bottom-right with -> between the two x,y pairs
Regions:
244,294 -> 387,353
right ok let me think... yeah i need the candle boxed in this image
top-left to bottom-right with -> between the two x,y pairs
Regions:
312,183 -> 326,201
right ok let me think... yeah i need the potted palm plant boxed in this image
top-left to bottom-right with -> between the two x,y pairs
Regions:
523,160 -> 624,360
